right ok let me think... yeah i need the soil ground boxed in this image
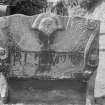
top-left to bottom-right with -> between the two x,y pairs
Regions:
8,79 -> 86,105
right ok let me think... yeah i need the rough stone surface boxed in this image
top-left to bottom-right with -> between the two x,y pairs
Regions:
89,2 -> 105,98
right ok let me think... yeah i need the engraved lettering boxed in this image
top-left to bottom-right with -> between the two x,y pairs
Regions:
13,53 -> 15,66
52,53 -> 59,65
24,52 -> 27,65
59,55 -> 66,63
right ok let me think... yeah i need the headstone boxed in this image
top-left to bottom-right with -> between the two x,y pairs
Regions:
0,13 -> 100,80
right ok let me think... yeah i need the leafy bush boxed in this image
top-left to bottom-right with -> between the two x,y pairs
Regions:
80,0 -> 102,11
7,0 -> 47,15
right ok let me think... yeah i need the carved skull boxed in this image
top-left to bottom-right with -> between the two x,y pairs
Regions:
38,17 -> 57,35
32,13 -> 63,35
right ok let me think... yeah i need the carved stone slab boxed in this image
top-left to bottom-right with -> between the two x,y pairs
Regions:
0,13 -> 100,79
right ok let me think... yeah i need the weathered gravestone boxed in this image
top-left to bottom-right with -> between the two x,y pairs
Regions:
0,13 -> 100,104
